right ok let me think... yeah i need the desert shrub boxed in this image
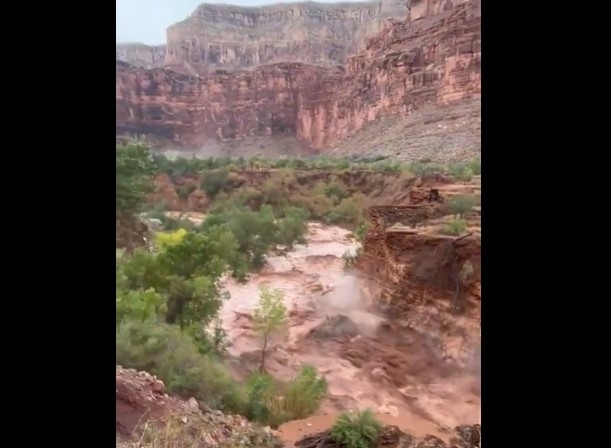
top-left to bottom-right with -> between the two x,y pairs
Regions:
201,168 -> 230,198
449,163 -> 474,181
163,217 -> 197,231
442,218 -> 468,236
116,320 -> 244,412
355,222 -> 369,242
325,194 -> 366,226
447,195 -> 477,219
242,366 -> 327,427
261,169 -> 299,206
291,190 -> 335,220
331,409 -> 383,448
468,158 -> 481,175
176,183 -> 197,199
324,179 -> 350,201
408,161 -> 444,176
217,186 -> 263,209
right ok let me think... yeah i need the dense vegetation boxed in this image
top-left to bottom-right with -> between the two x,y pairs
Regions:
146,153 -> 481,236
116,142 -> 481,434
116,143 -> 327,428
152,153 -> 481,178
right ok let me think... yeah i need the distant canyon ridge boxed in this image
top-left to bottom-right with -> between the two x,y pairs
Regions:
116,0 -> 481,162
116,0 -> 408,71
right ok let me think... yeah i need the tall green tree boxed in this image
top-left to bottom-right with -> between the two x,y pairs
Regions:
116,141 -> 157,217
253,288 -> 287,372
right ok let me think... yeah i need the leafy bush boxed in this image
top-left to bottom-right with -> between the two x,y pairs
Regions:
447,195 -> 477,219
331,409 -> 383,448
355,222 -> 369,242
242,366 -> 327,427
201,168 -> 231,198
155,228 -> 188,249
176,183 -> 197,199
449,163 -> 474,181
442,218 -> 468,236
468,158 -> 481,175
116,320 -> 244,411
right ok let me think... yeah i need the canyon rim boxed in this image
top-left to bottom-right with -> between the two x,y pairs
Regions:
116,0 -> 481,162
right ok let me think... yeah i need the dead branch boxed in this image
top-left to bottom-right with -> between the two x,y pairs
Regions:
294,430 -> 338,448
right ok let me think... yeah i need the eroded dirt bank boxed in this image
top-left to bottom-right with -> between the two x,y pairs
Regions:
219,221 -> 480,440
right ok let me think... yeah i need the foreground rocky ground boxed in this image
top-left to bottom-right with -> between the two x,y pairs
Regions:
116,366 -> 283,447
116,366 -> 480,448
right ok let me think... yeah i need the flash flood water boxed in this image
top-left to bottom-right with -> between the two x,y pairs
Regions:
219,222 -> 480,438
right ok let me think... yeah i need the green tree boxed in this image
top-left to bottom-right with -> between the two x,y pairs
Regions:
116,141 -> 157,217
157,229 -> 239,280
202,206 -> 278,270
118,230 -> 241,330
274,206 -> 309,249
164,275 -> 223,330
253,288 -> 287,372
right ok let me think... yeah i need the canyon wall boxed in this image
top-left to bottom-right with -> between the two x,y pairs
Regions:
116,0 -> 481,159
116,1 -> 407,70
164,0 -> 407,71
116,43 -> 166,69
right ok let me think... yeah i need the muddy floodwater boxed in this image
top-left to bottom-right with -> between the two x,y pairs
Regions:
219,222 -> 480,439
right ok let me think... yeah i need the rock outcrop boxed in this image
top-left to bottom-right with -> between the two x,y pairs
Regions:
116,0 -> 480,160
356,174 -> 481,363
115,366 -> 283,447
116,43 -> 166,69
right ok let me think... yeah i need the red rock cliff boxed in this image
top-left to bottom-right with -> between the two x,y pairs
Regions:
116,0 -> 480,153
165,0 -> 408,72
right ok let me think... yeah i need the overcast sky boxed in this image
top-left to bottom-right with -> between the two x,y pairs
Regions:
116,0 -> 353,45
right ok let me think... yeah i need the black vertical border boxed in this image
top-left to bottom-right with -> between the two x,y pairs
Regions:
6,0 -> 118,443
482,0 -> 575,445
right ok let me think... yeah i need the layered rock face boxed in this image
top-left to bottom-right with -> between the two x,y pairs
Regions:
164,0 -> 407,71
116,43 -> 166,68
355,174 -> 481,361
116,0 -> 481,159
